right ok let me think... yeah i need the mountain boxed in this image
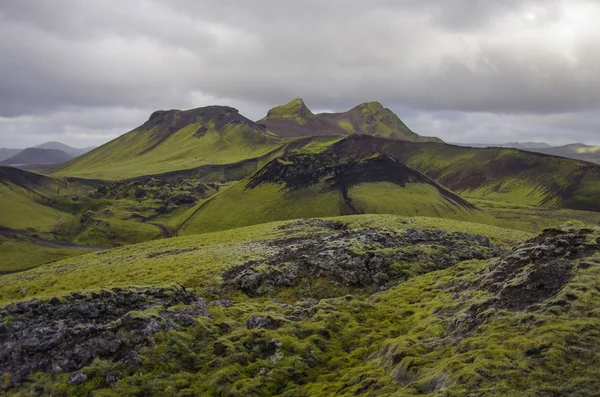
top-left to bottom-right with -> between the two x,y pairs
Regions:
522,143 -> 600,164
328,135 -> 600,212
0,147 -> 73,166
259,98 -> 442,142
51,106 -> 283,180
453,142 -> 600,163
0,148 -> 21,162
452,142 -> 553,149
35,141 -> 95,157
178,151 -> 485,234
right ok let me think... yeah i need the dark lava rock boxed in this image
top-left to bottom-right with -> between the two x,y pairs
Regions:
246,315 -> 284,330
105,371 -> 120,385
67,371 -> 87,385
223,227 -> 504,296
0,286 -> 210,386
479,228 -> 598,311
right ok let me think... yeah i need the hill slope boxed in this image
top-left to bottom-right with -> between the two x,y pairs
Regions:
0,147 -> 73,166
51,106 -> 283,180
179,152 -> 485,234
327,135 -> 600,212
259,99 -> 442,142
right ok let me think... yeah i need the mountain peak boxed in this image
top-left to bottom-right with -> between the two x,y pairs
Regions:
264,98 -> 315,124
356,101 -> 385,111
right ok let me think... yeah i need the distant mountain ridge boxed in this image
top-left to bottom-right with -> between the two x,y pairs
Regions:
0,148 -> 73,166
35,141 -> 95,157
0,148 -> 22,162
0,142 -> 95,165
454,141 -> 600,163
259,98 -> 442,142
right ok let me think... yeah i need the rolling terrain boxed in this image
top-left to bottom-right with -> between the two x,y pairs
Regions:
1,217 -> 598,396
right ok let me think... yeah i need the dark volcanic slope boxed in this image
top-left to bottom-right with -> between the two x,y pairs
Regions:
179,152 -> 483,234
248,152 -> 476,210
0,148 -> 73,166
328,135 -> 600,212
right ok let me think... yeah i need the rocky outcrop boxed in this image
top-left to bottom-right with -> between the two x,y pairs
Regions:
223,221 -> 504,296
481,227 -> 599,311
0,286 -> 210,386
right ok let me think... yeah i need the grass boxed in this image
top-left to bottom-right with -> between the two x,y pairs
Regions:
0,236 -> 86,274
7,223 -> 599,396
260,98 -> 315,124
0,184 -> 71,234
52,122 -> 282,180
470,198 -> 600,234
178,178 -> 487,235
0,215 -> 527,305
330,136 -> 600,212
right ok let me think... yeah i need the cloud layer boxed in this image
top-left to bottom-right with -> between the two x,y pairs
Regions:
1,0 -> 599,147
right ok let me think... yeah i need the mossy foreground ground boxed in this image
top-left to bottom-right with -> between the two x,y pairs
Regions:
1,215 -> 599,396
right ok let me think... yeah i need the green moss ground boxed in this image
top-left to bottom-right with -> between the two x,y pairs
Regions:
6,224 -> 599,397
0,236 -> 86,274
0,215 -> 527,306
52,123 -> 282,180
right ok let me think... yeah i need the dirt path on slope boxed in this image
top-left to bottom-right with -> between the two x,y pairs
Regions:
0,227 -> 108,251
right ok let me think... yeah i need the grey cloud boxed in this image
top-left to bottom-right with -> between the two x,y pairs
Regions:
0,0 -> 599,147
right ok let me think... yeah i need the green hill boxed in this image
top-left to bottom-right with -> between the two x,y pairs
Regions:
1,217 -> 599,396
259,99 -> 442,142
51,106 -> 283,180
327,135 -> 600,212
178,152 -> 487,235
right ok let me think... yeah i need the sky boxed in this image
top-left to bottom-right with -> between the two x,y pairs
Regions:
1,0 -> 599,148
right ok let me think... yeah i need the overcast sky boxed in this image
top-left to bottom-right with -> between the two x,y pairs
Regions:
1,0 -> 599,148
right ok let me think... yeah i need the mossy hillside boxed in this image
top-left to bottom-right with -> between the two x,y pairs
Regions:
261,100 -> 441,142
178,153 -> 485,235
329,135 -> 600,212
0,235 -> 86,274
5,225 -> 599,396
321,102 -> 442,143
0,183 -> 73,234
260,98 -> 316,125
51,106 -> 283,180
0,215 -> 527,305
471,198 -> 600,234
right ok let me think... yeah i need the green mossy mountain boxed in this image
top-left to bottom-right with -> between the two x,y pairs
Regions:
260,99 -> 442,142
327,135 -> 600,212
178,152 -> 486,235
51,106 -> 283,180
